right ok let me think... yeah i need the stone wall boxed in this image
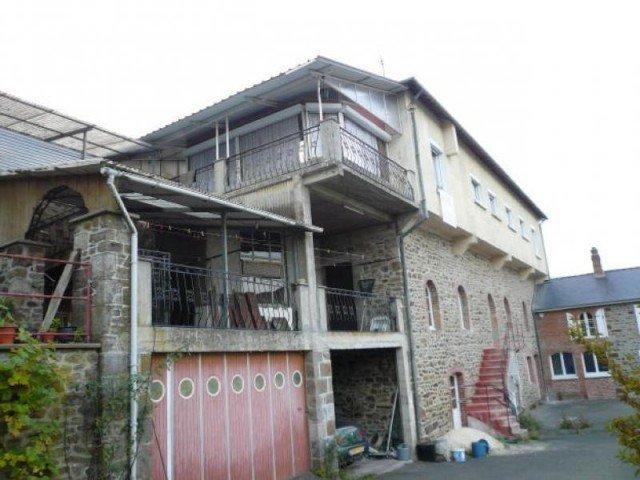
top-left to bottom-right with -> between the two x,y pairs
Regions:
323,224 -> 541,440
0,344 -> 100,479
331,348 -> 400,439
0,240 -> 49,330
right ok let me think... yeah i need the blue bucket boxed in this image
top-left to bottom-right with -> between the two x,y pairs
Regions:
471,439 -> 489,458
451,449 -> 466,462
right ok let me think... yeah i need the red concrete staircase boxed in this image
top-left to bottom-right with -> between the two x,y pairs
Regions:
465,348 -> 524,438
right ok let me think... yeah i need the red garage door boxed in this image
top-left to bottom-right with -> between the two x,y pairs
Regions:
150,352 -> 310,480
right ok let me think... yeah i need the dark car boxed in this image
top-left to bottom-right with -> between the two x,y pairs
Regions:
335,426 -> 369,466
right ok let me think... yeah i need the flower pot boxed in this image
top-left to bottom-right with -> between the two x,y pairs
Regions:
0,325 -> 16,344
39,331 -> 57,343
58,326 -> 76,343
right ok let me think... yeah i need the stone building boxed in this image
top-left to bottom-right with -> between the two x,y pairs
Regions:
533,248 -> 640,400
0,57 -> 547,479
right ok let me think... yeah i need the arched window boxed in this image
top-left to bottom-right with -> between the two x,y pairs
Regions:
488,294 -> 499,344
426,280 -> 441,330
522,301 -> 530,331
504,298 -> 513,330
457,286 -> 470,330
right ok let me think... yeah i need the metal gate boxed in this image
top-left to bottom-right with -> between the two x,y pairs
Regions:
150,352 -> 310,480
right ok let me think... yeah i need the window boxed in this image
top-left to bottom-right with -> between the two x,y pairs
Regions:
426,280 -> 441,330
526,356 -> 536,383
570,310 -> 608,338
432,145 -> 447,191
582,352 -> 609,377
457,286 -> 470,330
522,301 -> 530,331
634,304 -> 640,334
488,191 -> 499,218
519,218 -> 527,239
505,206 -> 515,230
531,227 -> 542,258
550,352 -> 577,379
471,176 -> 483,205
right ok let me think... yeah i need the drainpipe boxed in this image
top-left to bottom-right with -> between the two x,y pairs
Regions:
102,167 -> 139,480
408,104 -> 427,216
398,98 -> 429,441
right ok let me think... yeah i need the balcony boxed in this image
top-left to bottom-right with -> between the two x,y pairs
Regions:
318,287 -> 397,333
147,259 -> 297,331
191,120 -> 417,216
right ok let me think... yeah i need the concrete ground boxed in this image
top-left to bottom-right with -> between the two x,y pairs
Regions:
381,399 -> 636,480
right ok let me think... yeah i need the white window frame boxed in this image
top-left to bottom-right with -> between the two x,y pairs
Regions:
431,143 -> 447,191
457,287 -> 470,330
505,206 -> 516,231
531,226 -> 542,258
470,175 -> 484,207
573,310 -> 608,338
519,217 -> 528,240
550,352 -> 578,380
582,351 -> 610,378
487,190 -> 499,218
634,304 -> 640,334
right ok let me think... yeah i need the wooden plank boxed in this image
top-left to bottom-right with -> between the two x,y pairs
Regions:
41,249 -> 79,332
234,293 -> 253,329
245,293 -> 267,330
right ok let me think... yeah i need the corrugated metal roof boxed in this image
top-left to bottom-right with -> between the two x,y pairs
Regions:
0,127 -> 87,172
0,91 -> 154,157
141,56 -> 406,143
533,267 -> 640,312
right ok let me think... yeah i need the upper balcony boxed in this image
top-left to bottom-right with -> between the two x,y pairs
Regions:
185,120 -> 418,218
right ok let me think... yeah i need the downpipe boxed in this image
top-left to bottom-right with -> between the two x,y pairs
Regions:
103,167 -> 139,480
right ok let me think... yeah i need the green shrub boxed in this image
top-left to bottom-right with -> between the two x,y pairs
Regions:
0,329 -> 65,479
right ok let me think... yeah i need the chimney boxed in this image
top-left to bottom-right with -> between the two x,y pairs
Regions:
591,247 -> 605,277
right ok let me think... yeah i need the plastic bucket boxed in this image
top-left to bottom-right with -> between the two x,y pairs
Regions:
396,444 -> 410,461
471,440 -> 489,458
451,449 -> 466,462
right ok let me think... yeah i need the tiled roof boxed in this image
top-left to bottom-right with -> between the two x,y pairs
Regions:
533,267 -> 640,312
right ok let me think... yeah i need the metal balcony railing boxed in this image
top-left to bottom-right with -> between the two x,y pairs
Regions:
324,287 -> 396,332
149,260 -> 296,331
190,122 -> 414,201
339,128 -> 415,201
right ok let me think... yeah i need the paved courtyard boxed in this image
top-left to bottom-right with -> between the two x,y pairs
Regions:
381,399 -> 636,479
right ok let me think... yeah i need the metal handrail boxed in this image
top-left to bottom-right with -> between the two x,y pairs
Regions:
322,286 -> 396,332
339,128 -> 415,200
191,126 -> 320,192
0,252 -> 93,342
148,260 -> 295,330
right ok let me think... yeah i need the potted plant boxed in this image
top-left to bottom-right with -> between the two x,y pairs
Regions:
58,319 -> 77,343
0,297 -> 17,344
40,317 -> 61,343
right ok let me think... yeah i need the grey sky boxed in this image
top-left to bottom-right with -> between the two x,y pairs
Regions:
2,0 -> 638,277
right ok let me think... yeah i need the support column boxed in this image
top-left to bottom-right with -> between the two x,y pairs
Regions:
71,210 -> 132,474
305,349 -> 337,472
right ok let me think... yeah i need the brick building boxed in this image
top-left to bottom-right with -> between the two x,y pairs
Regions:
1,58 -> 548,479
533,248 -> 640,400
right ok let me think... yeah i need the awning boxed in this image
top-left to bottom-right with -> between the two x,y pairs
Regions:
0,91 -> 154,158
102,165 -> 322,233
